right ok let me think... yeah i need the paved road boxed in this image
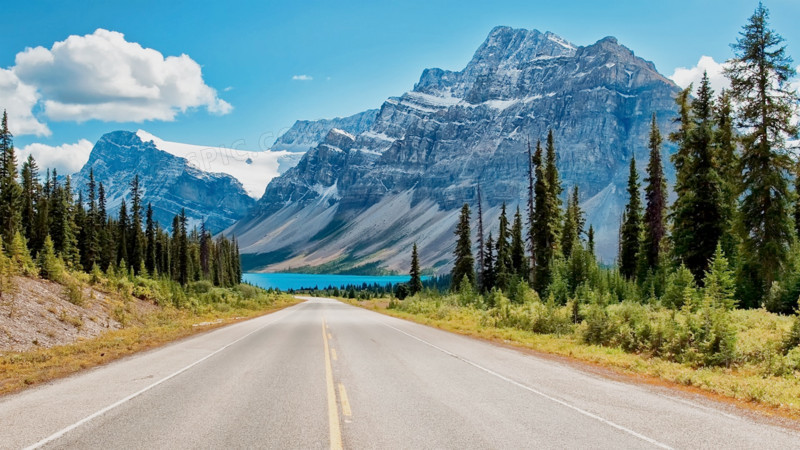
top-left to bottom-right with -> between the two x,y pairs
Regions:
1,297 -> 799,449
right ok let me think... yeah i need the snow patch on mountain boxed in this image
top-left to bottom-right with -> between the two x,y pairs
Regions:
135,130 -> 300,198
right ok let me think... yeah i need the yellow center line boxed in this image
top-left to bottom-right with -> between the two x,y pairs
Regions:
322,318 -> 343,450
338,383 -> 352,417
331,348 -> 338,361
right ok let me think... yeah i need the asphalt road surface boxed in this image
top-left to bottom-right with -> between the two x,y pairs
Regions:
2,297 -> 799,449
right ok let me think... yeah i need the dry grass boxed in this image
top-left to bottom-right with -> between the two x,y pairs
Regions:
348,298 -> 800,422
0,296 -> 299,396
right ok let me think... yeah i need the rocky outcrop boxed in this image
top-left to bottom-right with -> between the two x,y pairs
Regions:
271,109 -> 379,153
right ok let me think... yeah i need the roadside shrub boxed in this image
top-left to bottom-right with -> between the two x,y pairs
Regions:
37,236 -> 64,282
64,277 -> 84,306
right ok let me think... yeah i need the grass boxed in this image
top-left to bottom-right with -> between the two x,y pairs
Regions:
346,296 -> 800,421
0,272 -> 300,397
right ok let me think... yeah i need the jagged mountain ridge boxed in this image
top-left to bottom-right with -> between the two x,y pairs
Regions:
231,26 -> 681,273
271,110 -> 379,153
73,131 -> 260,233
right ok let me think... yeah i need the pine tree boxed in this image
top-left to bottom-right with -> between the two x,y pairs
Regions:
128,175 -> 144,273
619,157 -> 642,279
703,243 -> 737,310
532,132 -> 562,292
714,90 -> 741,262
587,225 -> 595,257
476,185 -> 485,289
510,206 -> 527,280
561,186 -> 583,259
409,243 -> 423,295
20,155 -> 39,243
495,203 -> 512,291
526,140 -> 536,282
451,203 -> 475,290
642,114 -> 667,272
0,112 -> 22,248
81,169 -> 100,270
482,232 -> 496,291
145,203 -> 157,275
725,3 -> 798,306
178,209 -> 189,285
117,199 -> 129,265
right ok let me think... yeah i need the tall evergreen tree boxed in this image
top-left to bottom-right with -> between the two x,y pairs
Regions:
178,208 -> 189,285
409,243 -> 423,295
714,90 -> 741,262
619,157 -> 642,279
81,169 -> 100,269
145,203 -> 157,274
128,175 -> 144,273
532,132 -> 562,292
451,203 -> 475,289
117,199 -> 129,265
642,114 -> 667,272
494,203 -> 512,291
561,186 -> 583,259
482,232 -> 496,291
19,155 -> 39,245
510,206 -> 527,280
587,225 -> 595,257
0,113 -> 22,248
526,139 -> 536,282
476,185 -> 485,289
725,3 -> 798,306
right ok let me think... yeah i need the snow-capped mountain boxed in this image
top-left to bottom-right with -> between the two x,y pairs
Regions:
72,131 -> 302,232
230,26 -> 680,273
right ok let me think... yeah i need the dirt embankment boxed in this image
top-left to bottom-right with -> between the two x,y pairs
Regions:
0,277 -> 155,352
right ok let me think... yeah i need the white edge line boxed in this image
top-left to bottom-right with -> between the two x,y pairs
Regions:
380,321 -> 673,450
24,303 -> 303,450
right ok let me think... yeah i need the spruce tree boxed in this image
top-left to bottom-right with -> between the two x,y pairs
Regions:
561,186 -> 583,259
146,203 -> 157,275
494,203 -> 512,291
0,113 -> 22,248
725,3 -> 798,306
642,113 -> 667,272
128,175 -> 144,273
587,225 -> 595,257
510,206 -> 526,280
409,243 -> 423,295
82,169 -> 100,269
619,157 -> 642,279
178,209 -> 189,285
117,199 -> 129,265
526,140 -> 536,281
714,90 -> 740,262
482,232 -> 496,291
533,132 -> 562,292
476,185 -> 485,289
451,203 -> 475,290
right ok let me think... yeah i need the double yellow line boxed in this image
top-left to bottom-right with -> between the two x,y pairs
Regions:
322,318 -> 350,450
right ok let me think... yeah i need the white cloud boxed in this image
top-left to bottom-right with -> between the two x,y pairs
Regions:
0,68 -> 49,136
18,139 -> 94,175
669,55 -> 730,94
9,28 -> 231,125
292,74 -> 313,81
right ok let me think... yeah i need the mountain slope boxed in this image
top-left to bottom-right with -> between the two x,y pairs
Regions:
231,26 -> 681,273
73,131 -> 263,232
271,109 -> 379,153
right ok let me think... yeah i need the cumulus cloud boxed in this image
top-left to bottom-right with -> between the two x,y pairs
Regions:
5,28 -> 231,128
18,139 -> 94,175
669,55 -> 730,94
0,68 -> 49,136
292,74 -> 313,81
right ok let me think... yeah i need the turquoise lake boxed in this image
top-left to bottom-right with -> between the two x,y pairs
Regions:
243,273 -> 416,291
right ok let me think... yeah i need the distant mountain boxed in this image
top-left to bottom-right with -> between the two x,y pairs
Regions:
230,26 -> 680,274
271,110 -> 379,153
72,131 -> 301,232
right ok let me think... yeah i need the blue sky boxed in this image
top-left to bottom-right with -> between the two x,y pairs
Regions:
2,0 -> 799,173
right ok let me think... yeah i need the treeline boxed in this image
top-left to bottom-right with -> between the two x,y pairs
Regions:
0,112 -> 241,287
445,4 -> 799,314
